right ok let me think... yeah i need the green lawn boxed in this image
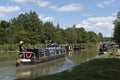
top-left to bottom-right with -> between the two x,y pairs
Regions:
24,53 -> 120,80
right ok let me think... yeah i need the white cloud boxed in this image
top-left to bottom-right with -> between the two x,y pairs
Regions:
85,16 -> 115,28
38,14 -> 54,22
32,0 -> 83,12
0,12 -> 5,18
83,13 -> 93,17
49,3 -> 84,12
112,11 -> 118,17
98,0 -> 115,8
37,1 -> 49,7
76,15 -> 116,37
11,0 -> 27,3
38,14 -> 44,19
0,6 -> 20,12
18,11 -> 25,15
104,34 -> 112,37
42,17 -> 55,22
32,0 -> 49,7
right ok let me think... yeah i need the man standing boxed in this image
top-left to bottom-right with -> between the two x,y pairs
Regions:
19,41 -> 26,57
16,41 -> 26,67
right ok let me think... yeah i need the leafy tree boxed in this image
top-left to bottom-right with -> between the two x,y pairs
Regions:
10,11 -> 42,44
65,26 -> 77,44
43,22 -> 56,42
0,20 -> 10,29
81,31 -> 89,43
98,32 -> 104,42
14,29 -> 30,43
54,27 -> 65,44
76,28 -> 85,43
0,20 -> 10,44
0,28 -> 7,44
113,11 -> 120,43
88,31 -> 98,42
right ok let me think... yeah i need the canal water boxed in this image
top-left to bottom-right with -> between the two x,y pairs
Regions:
0,48 -> 98,80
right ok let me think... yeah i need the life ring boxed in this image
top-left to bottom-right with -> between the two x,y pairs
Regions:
25,52 -> 32,59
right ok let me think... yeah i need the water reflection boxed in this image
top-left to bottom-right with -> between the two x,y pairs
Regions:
68,50 -> 74,56
67,48 -> 97,64
0,52 -> 17,62
50,57 -> 75,74
16,58 -> 65,79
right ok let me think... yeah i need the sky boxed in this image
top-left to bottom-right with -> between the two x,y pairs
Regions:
0,0 -> 120,37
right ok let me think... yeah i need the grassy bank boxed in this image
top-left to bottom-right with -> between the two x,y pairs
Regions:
24,52 -> 120,80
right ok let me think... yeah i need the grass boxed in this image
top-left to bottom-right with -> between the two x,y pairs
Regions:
23,52 -> 120,80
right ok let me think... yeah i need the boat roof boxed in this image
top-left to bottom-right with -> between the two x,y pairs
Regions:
45,47 -> 63,50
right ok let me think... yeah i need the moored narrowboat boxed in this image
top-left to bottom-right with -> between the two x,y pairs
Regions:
16,46 -> 66,67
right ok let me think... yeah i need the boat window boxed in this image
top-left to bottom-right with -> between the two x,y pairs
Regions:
49,50 -> 55,56
39,52 -> 43,57
42,52 -> 45,57
56,50 -> 59,54
45,51 -> 48,56
60,50 -> 62,54
39,51 -> 46,57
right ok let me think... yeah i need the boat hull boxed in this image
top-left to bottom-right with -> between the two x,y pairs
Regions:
17,54 -> 65,67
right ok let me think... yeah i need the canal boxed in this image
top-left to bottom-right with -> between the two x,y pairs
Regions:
0,48 -> 98,80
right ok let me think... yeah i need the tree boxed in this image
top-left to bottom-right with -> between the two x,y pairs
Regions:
98,32 -> 103,42
113,11 -> 120,43
0,28 -> 7,44
75,27 -> 89,43
65,27 -> 77,44
43,22 -> 56,42
53,23 -> 66,43
0,20 -> 10,44
0,20 -> 10,29
10,11 -> 42,44
88,31 -> 98,42
14,29 -> 30,43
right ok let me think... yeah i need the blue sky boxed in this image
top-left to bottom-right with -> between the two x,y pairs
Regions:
0,0 -> 120,37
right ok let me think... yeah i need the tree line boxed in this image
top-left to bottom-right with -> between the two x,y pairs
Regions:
0,11 -> 104,45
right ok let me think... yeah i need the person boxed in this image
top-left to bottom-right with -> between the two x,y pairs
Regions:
16,41 -> 26,67
99,43 -> 103,52
19,41 -> 26,58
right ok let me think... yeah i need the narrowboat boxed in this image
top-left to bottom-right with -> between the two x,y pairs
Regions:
16,45 -> 66,67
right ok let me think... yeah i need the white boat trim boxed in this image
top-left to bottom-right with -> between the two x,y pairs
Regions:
20,59 -> 31,62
